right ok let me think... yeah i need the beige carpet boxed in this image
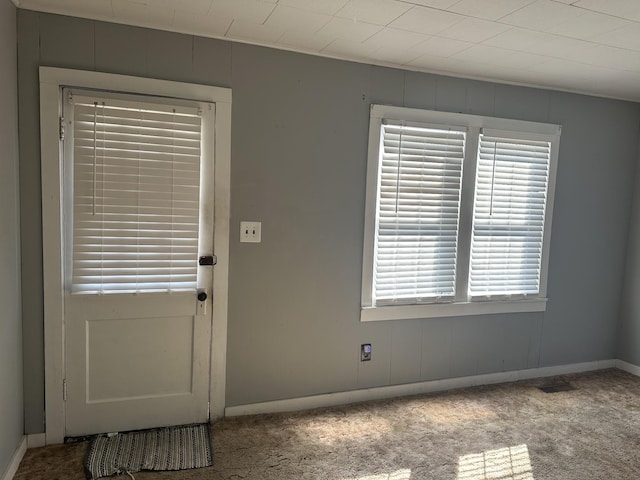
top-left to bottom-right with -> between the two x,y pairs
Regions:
15,369 -> 640,479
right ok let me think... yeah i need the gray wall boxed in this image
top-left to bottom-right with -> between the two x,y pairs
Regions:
17,10 -> 640,433
0,0 -> 24,471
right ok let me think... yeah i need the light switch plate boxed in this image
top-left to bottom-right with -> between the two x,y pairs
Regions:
240,221 -> 261,243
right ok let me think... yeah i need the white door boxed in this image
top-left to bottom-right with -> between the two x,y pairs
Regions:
62,89 -> 216,436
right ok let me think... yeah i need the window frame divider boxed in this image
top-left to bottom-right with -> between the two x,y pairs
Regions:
454,127 -> 479,304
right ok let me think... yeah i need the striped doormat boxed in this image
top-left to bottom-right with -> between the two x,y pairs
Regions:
85,424 -> 213,479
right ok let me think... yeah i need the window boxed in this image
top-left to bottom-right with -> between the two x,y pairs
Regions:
64,89 -> 212,294
361,105 -> 560,321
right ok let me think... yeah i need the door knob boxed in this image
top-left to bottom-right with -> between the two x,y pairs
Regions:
197,291 -> 207,302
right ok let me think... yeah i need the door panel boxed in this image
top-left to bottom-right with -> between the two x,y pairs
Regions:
86,316 -> 195,401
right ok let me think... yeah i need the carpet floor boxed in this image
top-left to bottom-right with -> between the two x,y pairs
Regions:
15,368 -> 640,479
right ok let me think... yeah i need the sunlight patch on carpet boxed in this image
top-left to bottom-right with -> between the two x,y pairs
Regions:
419,401 -> 498,425
342,468 -> 412,480
297,415 -> 393,445
457,444 -> 534,480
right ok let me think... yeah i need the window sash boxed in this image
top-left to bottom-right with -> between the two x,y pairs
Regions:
373,123 -> 465,305
469,133 -> 551,298
68,93 -> 203,294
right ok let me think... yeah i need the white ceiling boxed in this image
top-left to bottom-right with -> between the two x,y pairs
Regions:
14,0 -> 640,102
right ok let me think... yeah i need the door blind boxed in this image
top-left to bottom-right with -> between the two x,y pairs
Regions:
70,94 -> 203,294
469,132 -> 551,298
373,123 -> 465,305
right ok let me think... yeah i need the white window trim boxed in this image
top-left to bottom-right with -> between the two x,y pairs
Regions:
41,67 -> 232,443
361,105 -> 560,322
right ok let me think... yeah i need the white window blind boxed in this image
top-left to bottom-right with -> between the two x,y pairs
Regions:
373,123 -> 465,305
469,131 -> 551,298
70,94 -> 203,294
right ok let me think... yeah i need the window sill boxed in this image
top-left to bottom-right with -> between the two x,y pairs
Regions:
360,298 -> 547,322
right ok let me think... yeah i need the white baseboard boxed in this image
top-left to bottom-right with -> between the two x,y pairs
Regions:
615,359 -> 640,376
26,434 -> 46,449
0,437 -> 26,480
225,359 -> 616,417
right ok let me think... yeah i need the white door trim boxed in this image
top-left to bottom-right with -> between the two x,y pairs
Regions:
40,67 -> 231,444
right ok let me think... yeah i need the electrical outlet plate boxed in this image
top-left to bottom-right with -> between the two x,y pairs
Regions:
240,221 -> 261,243
361,344 -> 372,361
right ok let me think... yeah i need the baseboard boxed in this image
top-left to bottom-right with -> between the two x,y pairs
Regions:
26,433 -> 46,449
225,359 -> 616,417
615,359 -> 640,376
0,436 -> 26,480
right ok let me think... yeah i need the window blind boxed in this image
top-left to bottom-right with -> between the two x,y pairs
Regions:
469,132 -> 551,298
373,123 -> 465,305
70,94 -> 203,294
